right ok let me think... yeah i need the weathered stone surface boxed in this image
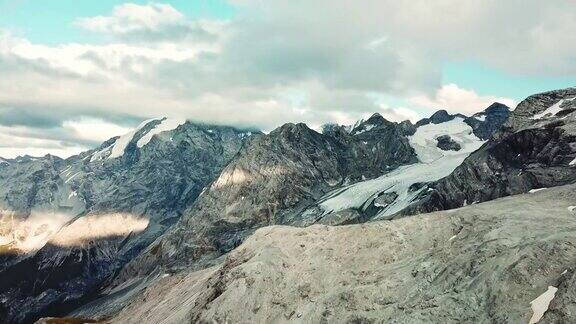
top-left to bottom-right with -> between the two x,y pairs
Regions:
108,184 -> 576,324
436,135 -> 461,151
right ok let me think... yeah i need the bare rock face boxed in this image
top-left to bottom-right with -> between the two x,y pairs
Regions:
415,109 -> 466,127
108,184 -> 576,324
399,88 -> 576,216
414,104 -> 511,141
373,191 -> 399,208
436,135 -> 461,151
0,155 -> 65,213
464,102 -> 511,140
0,121 -> 255,323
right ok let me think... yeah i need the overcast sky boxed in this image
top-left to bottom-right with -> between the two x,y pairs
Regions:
0,0 -> 575,158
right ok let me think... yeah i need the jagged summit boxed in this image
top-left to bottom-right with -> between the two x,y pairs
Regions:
348,113 -> 395,136
484,102 -> 510,114
415,109 -> 465,127
273,122 -> 317,136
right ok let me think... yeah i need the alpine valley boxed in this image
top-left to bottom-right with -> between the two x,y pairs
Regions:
1,88 -> 576,323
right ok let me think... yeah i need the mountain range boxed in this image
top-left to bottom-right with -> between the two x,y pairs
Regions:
1,87 -> 575,323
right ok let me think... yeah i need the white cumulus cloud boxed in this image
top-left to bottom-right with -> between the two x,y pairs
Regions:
409,84 -> 517,115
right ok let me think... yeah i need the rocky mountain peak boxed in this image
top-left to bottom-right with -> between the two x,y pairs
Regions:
274,122 -> 317,136
415,109 -> 466,128
398,88 -> 576,218
484,102 -> 510,114
365,112 -> 388,124
429,109 -> 451,123
464,102 -> 511,140
498,87 -> 576,136
349,113 -> 395,136
0,119 -> 259,323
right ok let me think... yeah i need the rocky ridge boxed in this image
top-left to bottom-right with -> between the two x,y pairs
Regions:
108,184 -> 576,323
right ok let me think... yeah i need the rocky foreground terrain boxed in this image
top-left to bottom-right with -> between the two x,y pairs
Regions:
109,184 -> 576,323
2,87 -> 576,323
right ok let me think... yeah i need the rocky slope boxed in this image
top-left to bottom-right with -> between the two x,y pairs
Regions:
0,119 -> 255,323
105,183 -> 576,323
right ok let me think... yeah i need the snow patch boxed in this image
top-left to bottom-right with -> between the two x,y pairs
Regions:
569,157 -> 576,166
109,118 -> 161,159
568,206 -> 576,212
239,131 -> 253,139
90,117 -> 185,161
89,144 -> 113,162
65,171 -> 81,184
529,188 -> 547,193
354,124 -> 375,135
532,97 -> 575,120
474,114 -> 486,122
136,118 -> 186,148
529,286 -> 558,324
345,119 -> 365,133
409,117 -> 481,163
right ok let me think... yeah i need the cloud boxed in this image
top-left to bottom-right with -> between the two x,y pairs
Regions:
0,124 -> 87,158
75,3 -> 219,43
379,106 -> 421,123
62,117 -> 132,143
0,1 -> 574,157
409,84 -> 517,114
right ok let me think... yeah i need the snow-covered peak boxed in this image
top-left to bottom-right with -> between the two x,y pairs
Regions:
136,118 -> 186,148
91,117 -> 187,162
317,117 -> 486,220
109,118 -> 162,159
409,117 -> 484,163
0,157 -> 9,166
